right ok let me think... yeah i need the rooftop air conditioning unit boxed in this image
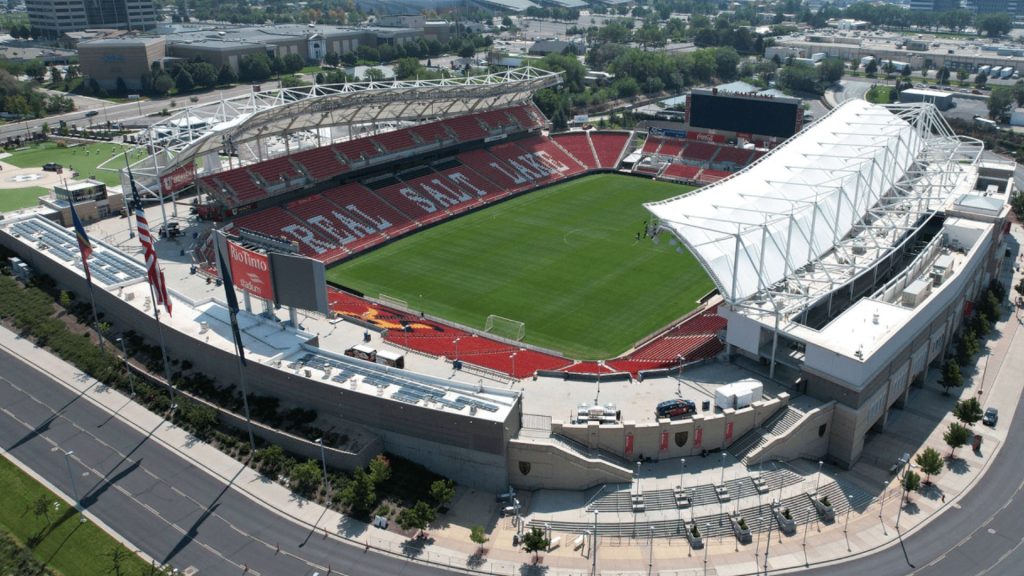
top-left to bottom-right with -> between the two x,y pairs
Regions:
199,321 -> 209,333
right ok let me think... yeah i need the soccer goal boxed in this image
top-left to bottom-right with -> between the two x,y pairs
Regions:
379,293 -> 409,311
485,314 -> 526,342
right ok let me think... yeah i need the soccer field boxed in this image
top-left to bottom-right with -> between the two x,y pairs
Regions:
327,174 -> 714,359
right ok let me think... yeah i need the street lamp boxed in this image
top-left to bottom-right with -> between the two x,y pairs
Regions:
116,337 -> 135,397
453,337 -> 461,361
803,506 -> 812,565
634,460 -> 641,538
896,456 -> 910,530
678,458 -> 686,535
63,450 -> 85,523
703,522 -> 711,576
755,516 -> 763,573
764,505 -> 773,575
315,437 -> 329,494
844,493 -> 853,551
648,526 -> 654,576
592,510 -> 599,576
814,460 -> 823,495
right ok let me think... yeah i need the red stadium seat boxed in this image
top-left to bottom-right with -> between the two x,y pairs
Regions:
550,133 -> 598,169
589,132 -> 629,168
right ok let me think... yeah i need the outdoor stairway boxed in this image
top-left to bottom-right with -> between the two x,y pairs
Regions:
731,406 -> 806,464
642,489 -> 678,512
588,490 -> 633,513
817,480 -> 875,514
757,467 -> 805,494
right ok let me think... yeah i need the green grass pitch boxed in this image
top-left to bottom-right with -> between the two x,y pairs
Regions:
327,174 -> 714,360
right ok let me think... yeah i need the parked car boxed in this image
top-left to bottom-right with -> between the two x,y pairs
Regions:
42,162 -> 62,172
85,110 -> 99,117
983,407 -> 998,426
656,399 -> 697,419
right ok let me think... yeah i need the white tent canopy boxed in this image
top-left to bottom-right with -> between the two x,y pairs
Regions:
646,100 -> 926,304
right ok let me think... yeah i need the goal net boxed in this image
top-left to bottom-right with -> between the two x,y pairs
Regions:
485,315 -> 526,342
379,293 -> 409,311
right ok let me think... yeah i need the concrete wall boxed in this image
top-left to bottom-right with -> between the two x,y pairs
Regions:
78,38 -> 165,90
551,394 -> 790,461
1,227 -> 515,491
507,439 -> 632,491
749,401 -> 835,464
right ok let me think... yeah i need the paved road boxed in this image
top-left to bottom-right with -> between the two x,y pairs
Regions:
799,367 -> 1024,576
0,346 -> 454,576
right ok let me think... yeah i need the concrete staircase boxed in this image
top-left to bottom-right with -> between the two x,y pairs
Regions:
730,406 -> 806,464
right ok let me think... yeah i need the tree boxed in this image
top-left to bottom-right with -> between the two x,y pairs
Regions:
49,66 -> 61,84
152,73 -> 174,95
940,359 -> 962,395
108,545 -> 130,576
944,421 -> 971,459
975,71 -> 988,88
977,13 -> 1012,38
239,54 -> 272,82
394,57 -> 422,80
818,58 -> 845,84
988,86 -> 1014,122
521,526 -> 549,562
954,397 -> 984,427
470,525 -> 488,552
32,494 -> 52,525
283,53 -> 305,74
115,77 -> 128,95
339,467 -> 376,516
191,62 -> 218,87
260,444 -> 287,477
289,459 -> 322,495
396,500 -> 435,534
937,66 -> 950,85
368,454 -> 391,484
1013,80 -> 1024,107
915,447 -> 943,484
713,47 -> 740,81
175,68 -> 194,92
430,479 -> 456,510
865,59 -> 878,76
901,469 -> 921,502
363,67 -> 385,81
217,64 -> 238,85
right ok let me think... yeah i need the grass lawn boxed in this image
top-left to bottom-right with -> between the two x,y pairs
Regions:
3,142 -> 148,188
0,187 -> 49,212
328,174 -> 713,359
0,455 -> 150,576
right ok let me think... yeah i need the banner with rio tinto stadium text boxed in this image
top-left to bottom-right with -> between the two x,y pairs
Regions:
159,163 -> 196,196
227,240 -> 274,301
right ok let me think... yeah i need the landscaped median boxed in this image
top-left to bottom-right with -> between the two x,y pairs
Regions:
0,454 -> 152,576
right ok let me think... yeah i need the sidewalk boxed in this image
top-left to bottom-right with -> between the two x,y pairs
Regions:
1,224 -> 1022,575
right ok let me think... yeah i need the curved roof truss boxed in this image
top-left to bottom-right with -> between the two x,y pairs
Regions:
646,100 -> 983,316
119,66 -> 561,194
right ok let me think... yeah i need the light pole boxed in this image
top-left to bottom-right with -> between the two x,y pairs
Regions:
453,337 -> 461,362
316,437 -> 329,494
592,510 -> 599,576
720,452 -> 726,523
814,460 -> 823,495
648,526 -> 654,576
677,354 -> 685,394
116,337 -> 135,397
764,505 -> 773,575
63,450 -> 85,523
844,493 -> 853,551
509,352 -> 517,380
802,506 -> 812,565
679,458 -> 686,534
879,481 -> 889,535
896,456 -> 910,530
703,522 -> 711,576
755,516 -> 763,575
634,460 -> 641,538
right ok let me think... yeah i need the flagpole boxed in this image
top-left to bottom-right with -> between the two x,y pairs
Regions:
216,232 -> 256,455
147,280 -> 177,411
234,328 -> 256,456
68,194 -> 104,351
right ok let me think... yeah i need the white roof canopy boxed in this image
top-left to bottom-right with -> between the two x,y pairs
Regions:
646,100 -> 980,308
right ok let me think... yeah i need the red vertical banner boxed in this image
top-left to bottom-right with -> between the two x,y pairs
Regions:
625,434 -> 635,456
694,428 -> 703,449
725,421 -> 734,442
660,431 -> 669,452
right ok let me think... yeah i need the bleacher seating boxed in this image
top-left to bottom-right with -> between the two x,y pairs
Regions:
372,129 -> 418,153
232,207 -> 332,258
663,164 -> 702,182
658,139 -> 684,157
506,104 -> 544,130
208,168 -> 263,205
477,109 -> 516,132
323,183 -> 418,238
457,149 -> 527,192
248,156 -> 303,187
513,134 -> 587,177
714,146 -> 753,166
699,169 -> 732,183
551,133 -> 598,169
334,138 -> 380,164
292,147 -> 346,181
589,132 -> 629,168
642,137 -> 664,155
443,115 -> 488,142
409,122 -> 451,146
682,142 -> 718,162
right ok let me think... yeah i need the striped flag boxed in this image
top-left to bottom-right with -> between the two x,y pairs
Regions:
126,156 -> 172,316
69,200 -> 93,284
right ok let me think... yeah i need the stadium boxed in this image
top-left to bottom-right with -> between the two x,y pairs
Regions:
0,67 -> 1015,494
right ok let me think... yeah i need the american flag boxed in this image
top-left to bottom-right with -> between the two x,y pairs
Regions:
126,156 -> 172,316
